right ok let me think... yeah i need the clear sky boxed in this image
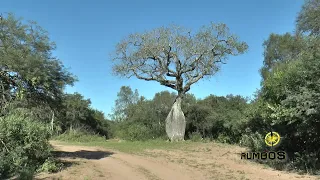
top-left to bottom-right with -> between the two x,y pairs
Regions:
1,0 -> 304,117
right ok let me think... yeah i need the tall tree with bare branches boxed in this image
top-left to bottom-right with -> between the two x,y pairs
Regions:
111,23 -> 248,141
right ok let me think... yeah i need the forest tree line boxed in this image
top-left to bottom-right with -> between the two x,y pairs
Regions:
0,13 -> 112,178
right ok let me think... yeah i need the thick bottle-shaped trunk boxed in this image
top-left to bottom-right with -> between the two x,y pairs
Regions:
165,96 -> 186,142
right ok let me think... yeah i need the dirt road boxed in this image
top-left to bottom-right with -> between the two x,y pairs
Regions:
36,142 -> 319,180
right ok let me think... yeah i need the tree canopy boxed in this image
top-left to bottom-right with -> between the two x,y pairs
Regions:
260,33 -> 306,81
0,13 -> 76,114
112,23 -> 248,97
111,86 -> 139,121
296,0 -> 320,36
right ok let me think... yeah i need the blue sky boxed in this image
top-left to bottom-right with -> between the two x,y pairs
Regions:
1,0 -> 304,116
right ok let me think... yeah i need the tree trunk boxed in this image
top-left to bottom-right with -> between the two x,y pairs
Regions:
165,96 -> 186,142
51,110 -> 55,132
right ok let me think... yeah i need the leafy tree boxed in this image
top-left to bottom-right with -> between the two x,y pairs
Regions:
0,13 -> 76,115
0,13 -> 76,178
296,0 -> 320,36
258,43 -> 320,172
152,91 -> 176,128
111,86 -> 139,121
112,97 -> 154,140
60,93 -> 91,131
185,103 -> 211,138
184,94 -> 248,143
112,88 -> 198,140
87,108 -> 113,138
122,96 -> 161,139
111,23 -> 248,141
59,93 -> 112,137
0,111 -> 52,179
260,33 -> 306,81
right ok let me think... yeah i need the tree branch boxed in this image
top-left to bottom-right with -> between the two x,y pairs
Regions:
163,46 -> 178,77
112,24 -> 248,97
1,140 -> 9,153
130,65 -> 177,90
183,71 -> 210,93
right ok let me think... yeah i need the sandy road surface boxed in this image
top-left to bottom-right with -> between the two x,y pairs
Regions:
36,142 -> 319,180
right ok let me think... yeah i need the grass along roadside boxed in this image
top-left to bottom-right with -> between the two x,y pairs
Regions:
51,130 -> 212,153
50,138 -> 200,154
51,130 -> 241,154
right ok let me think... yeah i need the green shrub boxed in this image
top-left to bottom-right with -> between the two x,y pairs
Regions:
112,121 -> 154,141
38,157 -> 63,173
216,134 -> 232,143
289,152 -> 320,175
126,123 -> 153,141
54,129 -> 106,142
239,132 -> 265,152
16,167 -> 36,180
189,132 -> 203,142
0,113 -> 52,179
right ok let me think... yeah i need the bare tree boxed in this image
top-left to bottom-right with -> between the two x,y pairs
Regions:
111,23 -> 248,141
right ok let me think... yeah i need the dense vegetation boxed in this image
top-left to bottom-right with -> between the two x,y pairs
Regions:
110,87 -> 249,143
0,0 -> 319,178
0,14 -> 112,178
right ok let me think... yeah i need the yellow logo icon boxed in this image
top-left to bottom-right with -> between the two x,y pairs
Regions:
265,132 -> 281,147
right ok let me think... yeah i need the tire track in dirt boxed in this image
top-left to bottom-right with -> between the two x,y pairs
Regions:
110,152 -> 207,180
37,142 -> 207,180
93,156 -> 149,180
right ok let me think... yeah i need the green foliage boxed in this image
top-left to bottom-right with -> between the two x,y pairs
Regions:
61,93 -> 91,129
110,86 -> 139,121
17,167 -> 36,180
259,51 -> 320,172
260,33 -> 306,81
216,134 -> 232,144
111,86 -> 249,143
243,50 -> 320,173
0,13 -> 76,114
240,132 -> 265,152
37,157 -> 63,173
296,0 -> 320,36
112,23 -> 248,87
113,121 -> 154,141
57,93 -> 112,138
111,88 -> 177,140
54,129 -> 106,142
189,132 -> 203,142
185,94 -> 249,143
56,138 -> 190,154
126,123 -> 153,141
290,152 -> 320,174
0,12 -> 113,179
0,113 -> 52,179
245,1 -> 320,173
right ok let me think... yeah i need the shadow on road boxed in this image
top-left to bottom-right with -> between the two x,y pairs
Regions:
53,150 -> 114,160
